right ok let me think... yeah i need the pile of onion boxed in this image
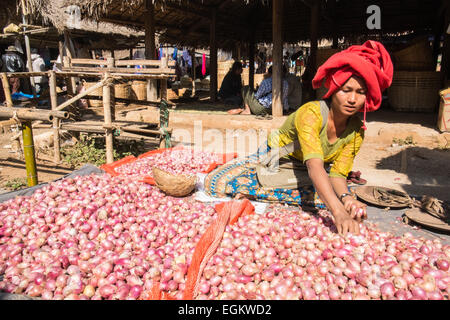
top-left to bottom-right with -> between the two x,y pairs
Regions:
115,149 -> 219,178
0,173 -> 449,300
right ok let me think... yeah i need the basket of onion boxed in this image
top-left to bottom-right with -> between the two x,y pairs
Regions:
152,167 -> 196,197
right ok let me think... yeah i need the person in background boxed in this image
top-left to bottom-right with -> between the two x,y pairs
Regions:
256,51 -> 266,74
28,48 -> 48,95
1,45 -> 25,94
218,61 -> 243,106
285,72 -> 302,112
228,65 -> 289,115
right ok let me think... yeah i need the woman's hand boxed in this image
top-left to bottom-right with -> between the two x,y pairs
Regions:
342,196 -> 367,221
333,211 -> 361,235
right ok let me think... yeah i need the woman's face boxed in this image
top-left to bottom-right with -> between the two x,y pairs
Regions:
331,76 -> 367,117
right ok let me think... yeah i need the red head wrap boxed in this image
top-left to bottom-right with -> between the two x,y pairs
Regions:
312,40 -> 393,129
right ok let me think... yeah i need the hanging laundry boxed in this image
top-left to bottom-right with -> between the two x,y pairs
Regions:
202,53 -> 206,76
172,47 -> 178,60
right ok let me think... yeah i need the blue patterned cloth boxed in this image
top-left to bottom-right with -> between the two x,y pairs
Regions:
204,144 -> 326,209
254,77 -> 289,111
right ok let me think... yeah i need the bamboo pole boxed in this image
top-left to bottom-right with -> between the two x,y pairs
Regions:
106,58 -> 115,122
22,121 -> 38,186
103,72 -> 114,164
55,78 -> 107,111
1,73 -> 13,107
49,71 -> 60,163
21,9 -> 37,98
0,107 -> 67,121
272,0 -> 284,117
0,108 -> 52,121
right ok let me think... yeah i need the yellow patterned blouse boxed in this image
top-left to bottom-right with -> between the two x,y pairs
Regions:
267,101 -> 364,178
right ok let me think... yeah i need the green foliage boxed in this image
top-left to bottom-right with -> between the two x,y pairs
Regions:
392,136 -> 416,146
61,135 -> 146,168
4,177 -> 27,191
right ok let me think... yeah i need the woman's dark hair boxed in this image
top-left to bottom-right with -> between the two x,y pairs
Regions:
231,61 -> 243,73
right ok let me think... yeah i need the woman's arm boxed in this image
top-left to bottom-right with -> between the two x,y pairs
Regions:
330,176 -> 367,221
306,158 -> 360,235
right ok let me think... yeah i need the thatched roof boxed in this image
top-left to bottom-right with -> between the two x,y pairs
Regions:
62,0 -> 445,50
0,0 -> 144,49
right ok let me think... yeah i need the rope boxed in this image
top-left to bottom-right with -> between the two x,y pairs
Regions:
11,110 -> 21,125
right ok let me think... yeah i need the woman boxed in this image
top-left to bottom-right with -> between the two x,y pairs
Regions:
218,61 -> 243,106
204,41 -> 393,235
227,65 -> 289,115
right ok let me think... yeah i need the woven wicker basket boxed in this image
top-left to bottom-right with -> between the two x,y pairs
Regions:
114,82 -> 130,106
388,71 -> 443,112
131,80 -> 147,101
152,167 -> 196,197
83,81 -> 103,108
392,39 -> 434,71
167,89 -> 179,100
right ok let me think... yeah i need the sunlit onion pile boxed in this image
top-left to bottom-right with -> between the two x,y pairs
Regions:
196,208 -> 450,300
0,173 -> 449,300
114,149 -> 220,178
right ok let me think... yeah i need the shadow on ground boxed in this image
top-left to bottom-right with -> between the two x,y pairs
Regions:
375,146 -> 450,200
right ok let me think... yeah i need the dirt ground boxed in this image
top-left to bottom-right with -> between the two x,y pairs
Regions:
0,125 -> 74,192
353,109 -> 450,201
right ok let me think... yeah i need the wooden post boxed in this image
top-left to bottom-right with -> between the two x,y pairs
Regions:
310,0 -> 319,78
106,58 -> 115,121
249,31 -> 256,90
58,40 -> 64,64
145,0 -> 158,102
191,49 -> 196,96
49,71 -> 60,163
330,0 -> 338,49
103,72 -> 114,164
63,31 -> 77,92
62,56 -> 76,114
209,7 -> 218,102
441,4 -> 450,82
1,73 -> 13,107
272,0 -> 284,117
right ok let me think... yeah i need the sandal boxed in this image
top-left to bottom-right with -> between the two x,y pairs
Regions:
403,196 -> 450,232
255,114 -> 272,120
347,171 -> 367,185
